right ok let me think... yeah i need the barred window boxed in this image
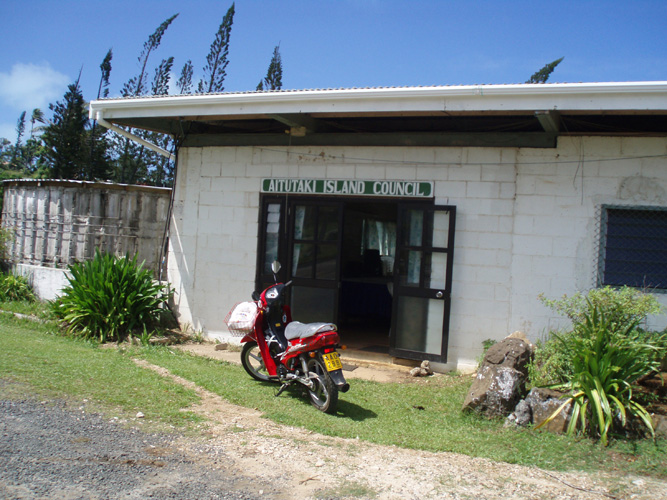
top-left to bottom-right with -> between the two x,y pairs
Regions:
599,206 -> 667,290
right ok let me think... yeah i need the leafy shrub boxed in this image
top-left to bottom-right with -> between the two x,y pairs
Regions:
0,272 -> 36,302
538,286 -> 662,331
52,251 -> 172,343
531,287 -> 664,386
0,227 -> 12,260
537,303 -> 662,445
528,330 -> 577,387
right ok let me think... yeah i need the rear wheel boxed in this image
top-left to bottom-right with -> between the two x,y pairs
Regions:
306,356 -> 338,414
241,341 -> 271,382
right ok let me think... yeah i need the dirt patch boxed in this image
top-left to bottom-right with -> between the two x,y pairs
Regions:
174,343 -> 417,384
133,359 -> 667,500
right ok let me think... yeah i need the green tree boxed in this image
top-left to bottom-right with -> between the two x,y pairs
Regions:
151,57 -> 174,95
30,109 -> 45,135
177,60 -> 194,94
87,49 -> 114,181
256,44 -> 283,91
198,3 -> 235,93
114,15 -> 178,184
41,79 -> 88,179
121,14 -> 178,98
527,57 -> 564,84
142,57 -> 176,186
9,112 -> 26,170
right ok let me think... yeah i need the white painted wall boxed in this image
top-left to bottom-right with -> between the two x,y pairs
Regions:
167,137 -> 667,372
14,264 -> 70,301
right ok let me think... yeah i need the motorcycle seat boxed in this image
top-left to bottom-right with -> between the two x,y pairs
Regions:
284,321 -> 337,340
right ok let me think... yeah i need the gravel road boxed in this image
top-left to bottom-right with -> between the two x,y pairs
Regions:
2,364 -> 667,500
0,391 -> 282,499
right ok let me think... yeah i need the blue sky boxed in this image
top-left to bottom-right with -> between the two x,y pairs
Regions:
1,0 -> 666,142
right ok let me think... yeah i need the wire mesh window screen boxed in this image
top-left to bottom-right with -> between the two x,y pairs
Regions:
599,206 -> 667,290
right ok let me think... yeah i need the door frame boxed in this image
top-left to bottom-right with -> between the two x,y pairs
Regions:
286,198 -> 344,324
256,195 -> 456,362
388,203 -> 456,363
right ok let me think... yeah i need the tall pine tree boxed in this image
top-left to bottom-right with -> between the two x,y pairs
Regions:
115,15 -> 178,184
87,49 -> 113,181
198,3 -> 235,93
177,60 -> 194,94
256,45 -> 283,91
41,79 -> 88,179
9,112 -> 26,170
527,57 -> 564,84
121,14 -> 178,98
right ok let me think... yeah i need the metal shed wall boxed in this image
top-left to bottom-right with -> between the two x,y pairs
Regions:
1,180 -> 171,277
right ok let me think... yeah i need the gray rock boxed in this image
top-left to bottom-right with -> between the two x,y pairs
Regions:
410,360 -> 434,377
462,332 -> 534,418
506,399 -> 532,427
506,387 -> 572,433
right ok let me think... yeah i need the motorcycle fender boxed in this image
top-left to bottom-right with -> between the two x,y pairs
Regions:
327,368 -> 350,393
240,334 -> 254,343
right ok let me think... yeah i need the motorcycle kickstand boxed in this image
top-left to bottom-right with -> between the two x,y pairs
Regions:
275,381 -> 291,397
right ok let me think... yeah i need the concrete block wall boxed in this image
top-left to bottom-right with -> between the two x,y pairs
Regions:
168,137 -> 667,371
510,136 -> 667,339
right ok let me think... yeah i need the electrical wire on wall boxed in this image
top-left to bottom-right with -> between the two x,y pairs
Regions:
253,146 -> 667,168
156,122 -> 189,283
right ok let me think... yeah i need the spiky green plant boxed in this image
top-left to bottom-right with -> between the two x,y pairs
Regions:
52,251 -> 172,342
532,287 -> 664,386
0,272 -> 36,302
537,303 -> 662,445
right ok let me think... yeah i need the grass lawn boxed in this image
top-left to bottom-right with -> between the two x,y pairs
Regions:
1,311 -> 665,479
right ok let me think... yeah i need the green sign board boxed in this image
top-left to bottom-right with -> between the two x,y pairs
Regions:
261,178 -> 433,198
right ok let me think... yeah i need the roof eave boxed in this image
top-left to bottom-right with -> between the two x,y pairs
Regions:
90,81 -> 667,122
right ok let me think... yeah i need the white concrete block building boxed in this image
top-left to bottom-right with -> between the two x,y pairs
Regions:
90,82 -> 667,372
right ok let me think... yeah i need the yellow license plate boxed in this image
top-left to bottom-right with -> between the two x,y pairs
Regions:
322,352 -> 343,372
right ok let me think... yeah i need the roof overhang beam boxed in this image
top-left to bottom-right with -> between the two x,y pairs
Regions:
535,110 -> 561,133
181,131 -> 557,148
268,113 -> 320,136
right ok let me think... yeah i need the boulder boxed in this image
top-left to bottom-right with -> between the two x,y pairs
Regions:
462,332 -> 534,418
506,388 -> 572,433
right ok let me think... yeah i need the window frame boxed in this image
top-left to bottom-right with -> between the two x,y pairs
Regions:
598,204 -> 667,292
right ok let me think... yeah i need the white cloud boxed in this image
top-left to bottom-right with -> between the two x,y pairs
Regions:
0,62 -> 69,112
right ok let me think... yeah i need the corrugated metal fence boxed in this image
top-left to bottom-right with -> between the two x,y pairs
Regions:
1,180 -> 171,277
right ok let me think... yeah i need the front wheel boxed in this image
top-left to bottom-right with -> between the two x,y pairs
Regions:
241,341 -> 271,382
306,356 -> 338,414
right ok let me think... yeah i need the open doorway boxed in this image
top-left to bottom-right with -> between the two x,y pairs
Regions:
256,194 -> 455,364
338,201 -> 397,353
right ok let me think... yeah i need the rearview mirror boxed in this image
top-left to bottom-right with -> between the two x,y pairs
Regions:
271,261 -> 282,274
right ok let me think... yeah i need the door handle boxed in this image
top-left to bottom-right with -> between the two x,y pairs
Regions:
436,291 -> 444,299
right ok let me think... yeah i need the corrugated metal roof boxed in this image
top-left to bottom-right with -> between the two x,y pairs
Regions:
96,82 -> 586,102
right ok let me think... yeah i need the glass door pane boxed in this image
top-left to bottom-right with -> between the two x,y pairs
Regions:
394,296 -> 444,355
390,204 -> 455,363
256,197 -> 287,290
289,201 -> 342,323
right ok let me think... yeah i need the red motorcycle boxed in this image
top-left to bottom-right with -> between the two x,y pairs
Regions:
225,262 -> 349,413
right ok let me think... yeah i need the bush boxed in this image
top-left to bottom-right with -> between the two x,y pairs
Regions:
538,286 -> 662,330
531,287 -> 665,386
0,272 -> 36,302
538,303 -> 662,445
52,251 -> 172,343
0,227 -> 12,260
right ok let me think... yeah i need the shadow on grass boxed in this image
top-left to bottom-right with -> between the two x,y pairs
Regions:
277,384 -> 377,421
